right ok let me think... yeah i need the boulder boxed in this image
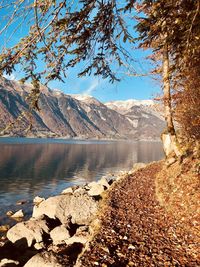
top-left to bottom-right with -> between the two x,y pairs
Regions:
33,196 -> 45,205
11,210 -> 24,218
0,259 -> 19,267
7,217 -> 49,247
65,236 -> 88,245
98,177 -> 110,189
87,182 -> 105,197
33,194 -> 97,225
24,252 -> 62,267
102,175 -> 116,185
73,187 -> 87,195
61,187 -> 73,195
63,193 -> 98,225
50,225 -> 70,245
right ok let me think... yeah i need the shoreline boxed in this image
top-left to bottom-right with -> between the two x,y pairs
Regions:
0,164 -> 142,266
0,136 -> 162,143
0,158 -> 199,266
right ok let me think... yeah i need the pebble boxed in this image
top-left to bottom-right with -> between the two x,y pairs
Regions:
16,200 -> 27,205
11,209 -> 24,218
128,244 -> 136,250
6,211 -> 13,216
0,225 -> 10,232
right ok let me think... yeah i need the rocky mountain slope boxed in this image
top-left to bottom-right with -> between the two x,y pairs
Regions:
0,78 -> 165,140
105,99 -> 165,140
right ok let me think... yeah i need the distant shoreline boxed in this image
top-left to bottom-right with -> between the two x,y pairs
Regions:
0,135 -> 162,144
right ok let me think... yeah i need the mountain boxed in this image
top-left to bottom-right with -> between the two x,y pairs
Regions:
105,99 -> 154,114
0,78 -> 165,140
105,99 -> 165,140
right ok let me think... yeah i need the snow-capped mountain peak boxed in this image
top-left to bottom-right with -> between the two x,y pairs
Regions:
70,94 -> 102,106
105,99 -> 154,114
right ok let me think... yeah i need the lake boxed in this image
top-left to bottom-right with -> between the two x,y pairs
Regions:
0,137 -> 164,224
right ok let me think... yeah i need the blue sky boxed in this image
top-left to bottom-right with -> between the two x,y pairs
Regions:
0,1 -> 161,103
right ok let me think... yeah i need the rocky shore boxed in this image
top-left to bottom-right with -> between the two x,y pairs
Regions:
0,159 -> 199,267
0,164 -> 143,267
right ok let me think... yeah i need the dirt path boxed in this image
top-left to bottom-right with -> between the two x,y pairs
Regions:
78,162 -> 200,267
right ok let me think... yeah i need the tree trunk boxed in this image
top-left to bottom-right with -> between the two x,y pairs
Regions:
161,43 -> 182,158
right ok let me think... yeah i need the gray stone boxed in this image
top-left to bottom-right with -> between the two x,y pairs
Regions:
32,195 -> 64,221
33,194 -> 97,225
7,217 -> 49,247
24,252 -> 62,267
50,225 -> 70,245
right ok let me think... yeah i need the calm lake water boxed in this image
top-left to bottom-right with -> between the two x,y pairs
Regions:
0,137 -> 164,224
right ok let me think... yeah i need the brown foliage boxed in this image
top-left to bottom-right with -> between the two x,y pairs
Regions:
173,56 -> 200,147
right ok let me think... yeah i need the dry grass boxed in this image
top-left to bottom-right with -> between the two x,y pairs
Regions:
155,157 -> 200,238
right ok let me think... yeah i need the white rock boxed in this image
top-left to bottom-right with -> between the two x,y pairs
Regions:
87,183 -> 105,197
98,177 -> 110,189
7,217 -> 49,247
24,252 -> 62,267
33,196 -> 45,205
33,196 -> 63,221
61,187 -> 73,195
50,225 -> 70,245
34,242 -> 45,250
0,259 -> 19,266
73,187 -> 87,195
65,236 -> 88,245
87,181 -> 97,188
102,175 -> 115,185
33,194 -> 97,225
11,209 -> 24,218
165,157 -> 176,166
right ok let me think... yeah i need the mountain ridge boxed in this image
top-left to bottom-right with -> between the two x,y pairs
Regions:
0,78 -> 165,140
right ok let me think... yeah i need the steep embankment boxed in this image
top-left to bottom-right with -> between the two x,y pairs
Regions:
78,160 -> 200,266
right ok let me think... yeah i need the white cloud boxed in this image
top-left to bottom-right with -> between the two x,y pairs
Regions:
82,78 -> 105,96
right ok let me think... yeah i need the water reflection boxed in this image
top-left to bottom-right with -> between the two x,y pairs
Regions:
0,138 -> 163,222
